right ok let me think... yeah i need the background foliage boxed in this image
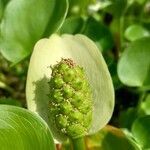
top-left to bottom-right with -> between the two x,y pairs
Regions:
0,0 -> 150,149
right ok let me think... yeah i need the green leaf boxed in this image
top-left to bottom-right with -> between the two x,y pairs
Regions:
132,115 -> 150,149
139,94 -> 150,115
0,0 -> 4,21
119,107 -> 138,130
134,0 -> 147,4
60,17 -> 84,34
0,97 -> 22,107
82,17 -> 114,51
127,0 -> 147,5
0,0 -> 68,63
26,34 -> 114,142
106,58 -> 122,89
108,0 -> 127,18
85,125 -> 140,150
118,37 -> 150,87
124,24 -> 150,41
0,105 -> 55,150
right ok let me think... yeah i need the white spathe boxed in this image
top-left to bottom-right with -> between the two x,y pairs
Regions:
26,34 -> 114,142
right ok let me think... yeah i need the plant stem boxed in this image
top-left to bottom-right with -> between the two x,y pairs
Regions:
61,139 -> 70,150
71,137 -> 86,150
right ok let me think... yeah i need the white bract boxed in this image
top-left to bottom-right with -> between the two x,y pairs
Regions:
26,34 -> 114,142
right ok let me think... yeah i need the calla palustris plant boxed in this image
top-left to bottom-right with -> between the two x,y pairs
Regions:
26,34 -> 114,143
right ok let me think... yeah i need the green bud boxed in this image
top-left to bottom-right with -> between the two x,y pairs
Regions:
69,110 -> 83,121
51,89 -> 63,103
71,92 -> 83,107
63,69 -> 75,82
63,85 -> 73,98
59,101 -> 72,115
53,75 -> 64,88
55,115 -> 68,129
67,124 -> 86,138
49,58 -> 93,139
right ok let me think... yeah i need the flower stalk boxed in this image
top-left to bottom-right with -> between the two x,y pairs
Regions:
71,137 -> 86,150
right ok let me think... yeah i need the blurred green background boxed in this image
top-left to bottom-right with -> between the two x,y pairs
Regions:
0,0 -> 150,149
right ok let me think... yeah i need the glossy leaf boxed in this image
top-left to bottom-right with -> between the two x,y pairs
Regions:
124,24 -> 150,41
85,125 -> 140,150
0,105 -> 55,150
118,37 -> 150,87
0,0 -> 68,63
82,17 -> 114,51
132,115 -> 150,149
26,34 -> 114,142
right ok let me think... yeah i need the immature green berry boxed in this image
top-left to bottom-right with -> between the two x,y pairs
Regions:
49,58 -> 93,139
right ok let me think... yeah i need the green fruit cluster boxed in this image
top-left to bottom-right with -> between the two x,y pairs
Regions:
48,58 -> 93,139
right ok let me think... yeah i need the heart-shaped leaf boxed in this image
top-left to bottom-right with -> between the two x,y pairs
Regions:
132,115 -> 150,149
118,37 -> 150,88
0,0 -> 68,63
0,105 -> 55,150
26,34 -> 114,142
